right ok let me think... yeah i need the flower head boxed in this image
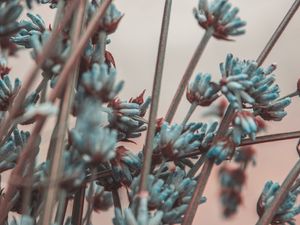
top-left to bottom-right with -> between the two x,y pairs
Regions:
0,0 -> 23,37
129,167 -> 206,224
81,63 -> 124,103
207,138 -> 234,164
107,92 -> 150,140
193,0 -> 246,40
111,146 -> 141,185
0,128 -> 30,173
0,74 -> 21,111
257,181 -> 300,225
187,73 -> 220,106
88,1 -> 123,35
218,166 -> 246,217
230,110 -> 257,145
86,182 -> 113,212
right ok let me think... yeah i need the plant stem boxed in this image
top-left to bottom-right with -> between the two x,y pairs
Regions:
256,0 -> 300,66
138,0 -> 172,198
165,27 -> 214,123
240,130 -> 300,146
187,154 -> 206,178
255,159 -> 300,225
54,190 -> 68,225
112,189 -> 122,211
48,0 -> 112,102
71,187 -> 86,225
40,1 -> 86,224
84,169 -> 96,225
182,105 -> 235,225
182,103 -> 197,127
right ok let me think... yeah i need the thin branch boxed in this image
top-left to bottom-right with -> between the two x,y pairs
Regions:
165,27 -> 214,123
138,0 -> 172,196
40,0 -> 86,223
182,104 -> 235,225
256,0 -> 300,66
182,103 -> 197,127
255,159 -> 300,225
71,187 -> 86,225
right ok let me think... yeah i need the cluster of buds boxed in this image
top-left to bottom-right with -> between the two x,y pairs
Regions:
12,13 -> 70,79
88,0 -> 123,35
0,0 -> 23,37
207,138 -> 234,164
107,91 -> 151,141
193,0 -> 246,40
0,74 -> 21,111
70,100 -> 117,166
219,54 -> 291,120
257,181 -> 300,225
187,73 -> 220,106
230,110 -> 258,145
81,63 -> 124,103
218,166 -> 246,217
0,128 -> 30,173
113,207 -> 163,225
129,168 -> 206,224
86,181 -> 113,212
110,146 -> 141,185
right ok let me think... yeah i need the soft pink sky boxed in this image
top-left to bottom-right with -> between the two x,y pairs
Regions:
7,0 -> 300,224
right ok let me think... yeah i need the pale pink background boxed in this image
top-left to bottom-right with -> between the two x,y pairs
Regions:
7,0 -> 300,224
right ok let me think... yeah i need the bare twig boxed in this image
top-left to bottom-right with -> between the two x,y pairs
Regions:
165,27 -> 214,123
138,0 -> 172,198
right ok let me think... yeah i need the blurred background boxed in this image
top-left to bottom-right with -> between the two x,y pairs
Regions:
7,0 -> 300,224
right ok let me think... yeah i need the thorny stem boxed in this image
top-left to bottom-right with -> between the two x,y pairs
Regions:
165,27 -> 214,123
256,0 -> 300,66
182,102 -> 197,127
255,159 -> 300,225
183,0 -> 300,223
40,0 -> 86,224
0,1 -> 112,222
138,0 -> 172,202
0,0 -> 79,145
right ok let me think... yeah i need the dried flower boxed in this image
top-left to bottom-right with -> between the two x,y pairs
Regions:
187,73 -> 220,106
0,74 -> 21,111
153,122 -> 200,159
110,146 -> 141,185
230,111 -> 257,145
107,93 -> 150,140
193,0 -> 246,40
86,181 -> 113,212
207,138 -> 234,164
218,166 -> 246,217
257,181 -> 300,225
0,128 -> 30,173
254,97 -> 291,121
0,0 -> 23,37
129,168 -> 206,224
81,63 -> 124,103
